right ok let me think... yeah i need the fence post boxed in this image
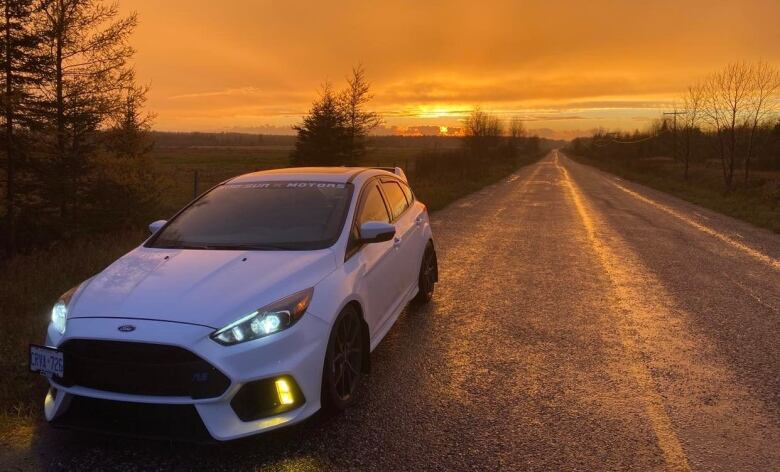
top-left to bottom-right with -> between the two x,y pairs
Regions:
193,170 -> 199,199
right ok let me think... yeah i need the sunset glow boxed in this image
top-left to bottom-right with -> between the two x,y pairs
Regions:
119,0 -> 780,138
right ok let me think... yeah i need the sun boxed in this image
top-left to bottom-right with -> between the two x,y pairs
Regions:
414,104 -> 469,119
439,126 -> 448,135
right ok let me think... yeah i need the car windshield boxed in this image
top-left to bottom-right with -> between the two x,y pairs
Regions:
148,181 -> 353,250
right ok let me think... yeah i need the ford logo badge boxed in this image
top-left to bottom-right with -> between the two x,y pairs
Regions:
118,325 -> 136,332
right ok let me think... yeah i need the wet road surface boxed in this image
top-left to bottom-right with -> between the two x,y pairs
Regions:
2,150 -> 780,470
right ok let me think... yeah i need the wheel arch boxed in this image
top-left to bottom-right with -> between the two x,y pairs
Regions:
425,238 -> 439,283
343,299 -> 371,374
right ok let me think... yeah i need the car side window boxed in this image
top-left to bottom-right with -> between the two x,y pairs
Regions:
381,181 -> 408,220
359,184 -> 391,224
346,183 -> 390,259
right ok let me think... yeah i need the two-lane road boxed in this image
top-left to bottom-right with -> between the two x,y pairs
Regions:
3,151 -> 779,471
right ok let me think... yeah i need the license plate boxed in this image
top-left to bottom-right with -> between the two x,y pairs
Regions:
29,344 -> 64,378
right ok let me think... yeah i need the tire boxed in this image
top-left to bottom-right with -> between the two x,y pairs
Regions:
322,305 -> 365,411
413,242 -> 438,304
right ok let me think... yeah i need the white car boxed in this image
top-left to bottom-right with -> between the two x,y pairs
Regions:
30,166 -> 438,441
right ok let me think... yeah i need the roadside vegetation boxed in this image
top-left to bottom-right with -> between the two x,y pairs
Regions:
567,61 -> 780,232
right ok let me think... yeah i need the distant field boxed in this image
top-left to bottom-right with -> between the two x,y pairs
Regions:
151,144 -> 439,215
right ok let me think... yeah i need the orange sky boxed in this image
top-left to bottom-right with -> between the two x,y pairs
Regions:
121,0 -> 780,139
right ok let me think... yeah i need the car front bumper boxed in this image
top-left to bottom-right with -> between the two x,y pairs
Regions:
43,313 -> 331,441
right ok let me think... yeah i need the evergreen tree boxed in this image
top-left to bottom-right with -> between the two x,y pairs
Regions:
104,81 -> 153,159
292,67 -> 381,167
35,0 -> 137,225
291,83 -> 347,166
0,0 -> 45,255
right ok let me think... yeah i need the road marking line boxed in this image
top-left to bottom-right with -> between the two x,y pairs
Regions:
557,159 -> 692,472
610,178 -> 780,272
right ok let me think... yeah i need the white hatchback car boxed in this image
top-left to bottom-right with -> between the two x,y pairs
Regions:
30,167 -> 438,441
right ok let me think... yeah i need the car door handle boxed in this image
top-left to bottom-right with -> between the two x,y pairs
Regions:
415,216 -> 424,226
393,237 -> 402,247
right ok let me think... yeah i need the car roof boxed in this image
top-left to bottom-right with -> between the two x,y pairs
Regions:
228,167 -> 401,185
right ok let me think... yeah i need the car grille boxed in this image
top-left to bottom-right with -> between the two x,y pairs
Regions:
53,339 -> 230,399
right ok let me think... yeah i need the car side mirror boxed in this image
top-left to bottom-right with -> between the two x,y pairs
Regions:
148,219 -> 167,234
359,221 -> 395,243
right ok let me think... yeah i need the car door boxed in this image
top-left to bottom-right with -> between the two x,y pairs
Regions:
346,181 -> 398,338
379,179 -> 419,299
397,179 -> 427,269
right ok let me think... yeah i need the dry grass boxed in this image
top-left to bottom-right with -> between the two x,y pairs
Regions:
569,155 -> 780,233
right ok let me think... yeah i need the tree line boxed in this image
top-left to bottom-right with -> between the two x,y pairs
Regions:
0,0 -> 155,258
291,68 -> 540,173
570,62 -> 780,193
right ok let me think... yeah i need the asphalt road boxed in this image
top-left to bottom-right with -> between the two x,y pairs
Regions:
3,150 -> 780,471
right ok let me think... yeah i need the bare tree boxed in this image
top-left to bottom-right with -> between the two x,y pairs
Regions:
464,106 -> 502,157
702,62 -> 753,192
507,116 -> 525,157
702,62 -> 780,190
509,116 -> 525,139
680,82 -> 705,180
339,65 -> 382,165
743,61 -> 780,183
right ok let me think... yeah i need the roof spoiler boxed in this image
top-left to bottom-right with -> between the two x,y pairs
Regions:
373,167 -> 408,182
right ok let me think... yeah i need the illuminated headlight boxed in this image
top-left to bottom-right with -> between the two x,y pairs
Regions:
211,288 -> 313,346
51,285 -> 79,335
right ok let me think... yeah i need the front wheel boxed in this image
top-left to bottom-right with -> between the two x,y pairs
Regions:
413,242 -> 438,304
322,305 -> 365,411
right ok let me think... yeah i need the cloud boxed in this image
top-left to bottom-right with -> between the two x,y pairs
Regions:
123,0 -> 780,132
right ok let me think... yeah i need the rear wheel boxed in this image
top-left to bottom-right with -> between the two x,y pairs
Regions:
322,305 -> 365,410
413,242 -> 438,304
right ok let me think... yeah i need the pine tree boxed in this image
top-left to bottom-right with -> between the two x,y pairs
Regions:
0,0 -> 45,255
291,83 -> 347,166
105,81 -> 153,159
35,0 -> 136,224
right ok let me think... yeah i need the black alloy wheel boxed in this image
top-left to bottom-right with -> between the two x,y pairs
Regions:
414,243 -> 438,304
323,305 -> 364,410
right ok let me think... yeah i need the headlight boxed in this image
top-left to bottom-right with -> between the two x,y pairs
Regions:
210,288 -> 313,346
51,285 -> 79,335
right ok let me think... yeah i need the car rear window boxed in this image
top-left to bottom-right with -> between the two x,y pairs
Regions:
399,181 -> 414,204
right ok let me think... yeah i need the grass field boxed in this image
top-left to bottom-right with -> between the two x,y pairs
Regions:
152,145 -> 431,214
568,154 -> 780,233
0,143 -> 542,436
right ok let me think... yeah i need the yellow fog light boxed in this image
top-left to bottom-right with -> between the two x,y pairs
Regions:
275,378 -> 294,405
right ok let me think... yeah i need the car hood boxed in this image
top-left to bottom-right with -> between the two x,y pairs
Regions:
70,246 -> 337,329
